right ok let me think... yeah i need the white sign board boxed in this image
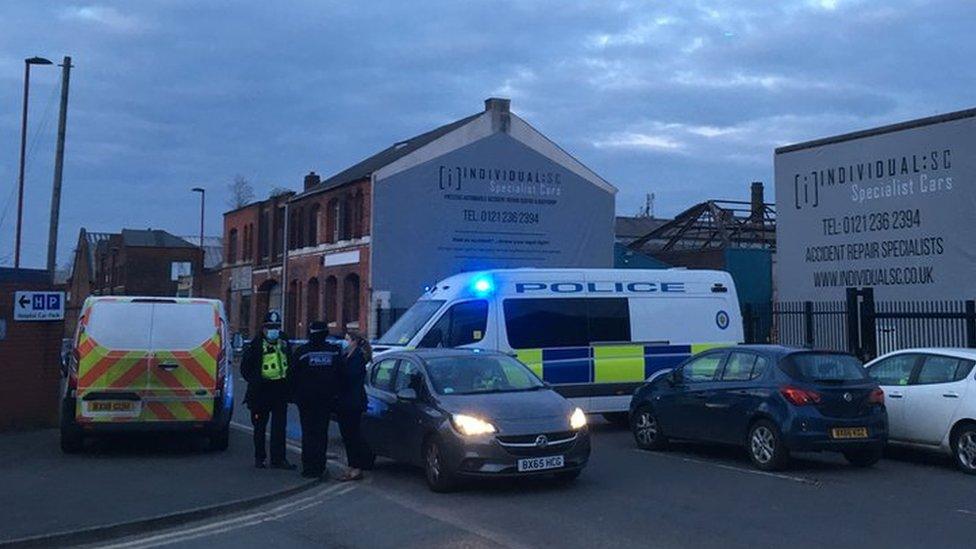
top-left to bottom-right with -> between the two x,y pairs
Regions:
14,291 -> 65,321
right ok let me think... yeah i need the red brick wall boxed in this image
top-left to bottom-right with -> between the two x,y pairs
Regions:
0,275 -> 64,430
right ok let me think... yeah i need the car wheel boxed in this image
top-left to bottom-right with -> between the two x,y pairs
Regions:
632,406 -> 667,451
748,420 -> 789,471
843,447 -> 882,468
601,413 -> 630,428
952,424 -> 976,475
424,438 -> 458,492
553,469 -> 582,483
208,425 -> 230,452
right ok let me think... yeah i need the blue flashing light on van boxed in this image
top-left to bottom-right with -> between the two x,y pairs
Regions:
471,276 -> 494,296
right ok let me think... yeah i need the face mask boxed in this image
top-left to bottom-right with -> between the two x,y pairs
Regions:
266,329 -> 280,342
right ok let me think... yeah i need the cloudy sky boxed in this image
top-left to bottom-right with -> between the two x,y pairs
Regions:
1,0 -> 974,268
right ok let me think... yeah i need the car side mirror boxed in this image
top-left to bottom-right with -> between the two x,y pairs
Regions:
668,370 -> 682,386
396,388 -> 418,401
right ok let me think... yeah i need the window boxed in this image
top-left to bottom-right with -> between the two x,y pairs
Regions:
426,355 -> 544,395
394,360 -> 424,394
170,261 -> 192,281
342,273 -> 361,328
324,276 -> 338,325
308,204 -> 319,246
916,355 -> 973,385
419,300 -> 488,348
680,353 -> 724,383
722,352 -> 757,381
227,229 -> 238,264
371,359 -> 398,392
151,303 -> 219,350
503,298 -> 630,349
868,354 -> 918,386
783,353 -> 867,382
377,300 -> 445,346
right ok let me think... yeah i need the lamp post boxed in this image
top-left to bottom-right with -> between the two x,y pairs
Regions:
14,56 -> 53,269
191,187 -> 205,297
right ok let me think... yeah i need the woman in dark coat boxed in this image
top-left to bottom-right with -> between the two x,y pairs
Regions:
336,332 -> 372,480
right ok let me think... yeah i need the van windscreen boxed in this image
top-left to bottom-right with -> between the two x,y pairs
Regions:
377,300 -> 445,345
85,301 -> 154,350
151,303 -> 218,350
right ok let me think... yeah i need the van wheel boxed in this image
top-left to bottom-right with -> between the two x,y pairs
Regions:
60,400 -> 83,454
843,446 -> 882,468
632,406 -> 667,451
952,423 -> 976,475
209,425 -> 230,452
424,438 -> 458,493
748,420 -> 789,471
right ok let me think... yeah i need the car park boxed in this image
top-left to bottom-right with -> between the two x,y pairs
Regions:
864,348 -> 976,474
629,345 -> 887,470
59,297 -> 234,453
374,268 -> 743,421
362,348 -> 590,492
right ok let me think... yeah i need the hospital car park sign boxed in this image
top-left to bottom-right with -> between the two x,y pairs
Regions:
774,111 -> 975,301
13,291 -> 65,322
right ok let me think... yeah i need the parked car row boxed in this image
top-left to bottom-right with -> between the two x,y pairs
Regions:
629,345 -> 976,475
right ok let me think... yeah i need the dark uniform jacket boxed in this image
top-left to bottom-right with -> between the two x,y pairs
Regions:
241,336 -> 292,410
290,340 -> 345,405
337,346 -> 369,413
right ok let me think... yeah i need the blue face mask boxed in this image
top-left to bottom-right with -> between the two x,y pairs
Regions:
266,329 -> 280,342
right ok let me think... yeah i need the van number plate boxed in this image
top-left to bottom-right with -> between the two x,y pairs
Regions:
517,455 -> 564,472
84,400 -> 141,418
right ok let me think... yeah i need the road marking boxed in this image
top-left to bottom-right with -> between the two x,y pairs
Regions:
230,421 -> 303,454
100,484 -> 356,549
957,509 -> 976,517
633,449 -> 822,486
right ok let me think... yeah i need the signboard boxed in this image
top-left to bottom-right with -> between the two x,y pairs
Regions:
14,291 -> 65,321
775,113 -> 976,301
372,132 -> 614,310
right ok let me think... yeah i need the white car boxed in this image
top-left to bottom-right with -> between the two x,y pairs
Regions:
864,348 -> 976,474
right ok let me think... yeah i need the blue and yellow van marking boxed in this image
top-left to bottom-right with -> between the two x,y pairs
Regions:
517,343 -> 731,384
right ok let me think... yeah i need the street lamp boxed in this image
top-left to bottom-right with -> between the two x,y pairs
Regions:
14,56 -> 53,268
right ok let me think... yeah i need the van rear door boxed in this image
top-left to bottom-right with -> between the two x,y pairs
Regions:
145,301 -> 222,422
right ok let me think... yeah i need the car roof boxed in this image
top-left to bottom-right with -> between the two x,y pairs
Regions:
727,345 -> 857,358
384,348 -> 509,361
875,347 -> 976,360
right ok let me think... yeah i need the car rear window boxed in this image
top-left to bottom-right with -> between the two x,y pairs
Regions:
782,353 -> 867,383
85,301 -> 153,349
83,301 -> 217,351
151,303 -> 218,350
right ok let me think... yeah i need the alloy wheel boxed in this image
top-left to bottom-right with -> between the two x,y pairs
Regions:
635,412 -> 658,447
958,431 -> 976,471
426,442 -> 441,481
751,426 -> 776,464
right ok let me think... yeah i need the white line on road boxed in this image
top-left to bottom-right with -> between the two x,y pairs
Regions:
100,484 -> 356,549
957,509 -> 976,517
230,421 -> 303,454
633,449 -> 822,486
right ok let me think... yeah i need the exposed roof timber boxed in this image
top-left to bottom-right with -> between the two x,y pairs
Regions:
628,199 -> 776,253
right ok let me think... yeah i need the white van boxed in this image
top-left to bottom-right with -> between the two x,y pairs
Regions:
374,269 -> 743,415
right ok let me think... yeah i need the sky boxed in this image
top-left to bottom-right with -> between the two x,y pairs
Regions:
1,0 -> 974,269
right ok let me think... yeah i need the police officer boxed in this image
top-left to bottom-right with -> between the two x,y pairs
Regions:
241,311 -> 295,470
291,320 -> 344,479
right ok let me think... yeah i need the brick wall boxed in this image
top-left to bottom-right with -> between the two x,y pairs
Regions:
0,270 -> 64,430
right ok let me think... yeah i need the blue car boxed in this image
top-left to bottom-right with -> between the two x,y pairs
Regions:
629,345 -> 887,470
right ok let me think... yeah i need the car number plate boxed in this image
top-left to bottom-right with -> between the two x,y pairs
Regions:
517,455 -> 564,472
831,427 -> 868,439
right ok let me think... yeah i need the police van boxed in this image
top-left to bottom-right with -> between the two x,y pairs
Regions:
374,269 -> 743,416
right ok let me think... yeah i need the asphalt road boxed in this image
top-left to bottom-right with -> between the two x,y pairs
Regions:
102,415 -> 976,549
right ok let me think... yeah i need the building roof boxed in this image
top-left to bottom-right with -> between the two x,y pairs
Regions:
78,230 -> 113,280
121,229 -> 196,249
615,216 -> 671,241
296,113 -> 482,198
180,236 -> 224,269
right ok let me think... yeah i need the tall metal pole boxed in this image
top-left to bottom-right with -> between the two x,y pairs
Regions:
14,62 -> 32,269
47,56 -> 72,274
198,189 -> 205,249
280,200 -> 290,332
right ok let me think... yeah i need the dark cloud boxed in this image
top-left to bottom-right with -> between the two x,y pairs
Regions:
0,0 -> 973,267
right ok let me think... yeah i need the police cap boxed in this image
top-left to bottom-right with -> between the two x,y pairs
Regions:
263,310 -> 282,328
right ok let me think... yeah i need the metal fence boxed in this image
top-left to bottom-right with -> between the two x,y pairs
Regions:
743,288 -> 976,360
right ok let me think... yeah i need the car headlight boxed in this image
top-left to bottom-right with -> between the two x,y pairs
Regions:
570,407 -> 587,430
452,414 -> 496,436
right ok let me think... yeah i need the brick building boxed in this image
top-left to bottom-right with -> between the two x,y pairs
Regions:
222,98 -> 616,339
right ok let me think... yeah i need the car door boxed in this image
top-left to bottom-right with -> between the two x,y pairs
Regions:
865,353 -> 921,442
362,358 -> 399,457
903,354 -> 974,445
657,351 -> 726,440
709,351 -> 768,444
388,358 -> 430,464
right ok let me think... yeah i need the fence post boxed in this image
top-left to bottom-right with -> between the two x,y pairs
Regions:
804,301 -> 814,348
861,287 -> 877,360
966,301 -> 976,348
743,303 -> 754,343
846,288 -> 859,356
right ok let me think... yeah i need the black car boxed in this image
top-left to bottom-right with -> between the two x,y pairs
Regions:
629,345 -> 887,470
363,349 -> 591,491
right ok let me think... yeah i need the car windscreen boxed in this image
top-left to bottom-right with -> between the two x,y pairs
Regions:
782,353 -> 867,383
425,355 -> 545,395
376,300 -> 445,345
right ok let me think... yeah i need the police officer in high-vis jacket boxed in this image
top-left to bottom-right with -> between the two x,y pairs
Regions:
241,311 -> 295,470
291,320 -> 344,479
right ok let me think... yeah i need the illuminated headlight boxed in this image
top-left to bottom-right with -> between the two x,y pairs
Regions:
452,414 -> 497,436
570,407 -> 587,430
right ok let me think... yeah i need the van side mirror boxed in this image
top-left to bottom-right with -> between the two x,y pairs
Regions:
60,353 -> 69,378
396,388 -> 418,401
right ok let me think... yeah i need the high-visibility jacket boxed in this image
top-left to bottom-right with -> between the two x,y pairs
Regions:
261,341 -> 289,381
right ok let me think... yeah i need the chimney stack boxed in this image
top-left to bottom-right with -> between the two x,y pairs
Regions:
750,181 -> 764,221
304,171 -> 321,190
484,97 -> 511,133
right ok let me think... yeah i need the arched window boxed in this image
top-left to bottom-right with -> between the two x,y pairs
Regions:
326,198 -> 338,243
353,191 -> 365,238
287,279 -> 299,335
308,204 -> 320,246
324,276 -> 338,326
342,273 -> 360,330
306,278 -> 320,326
227,229 -> 238,264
